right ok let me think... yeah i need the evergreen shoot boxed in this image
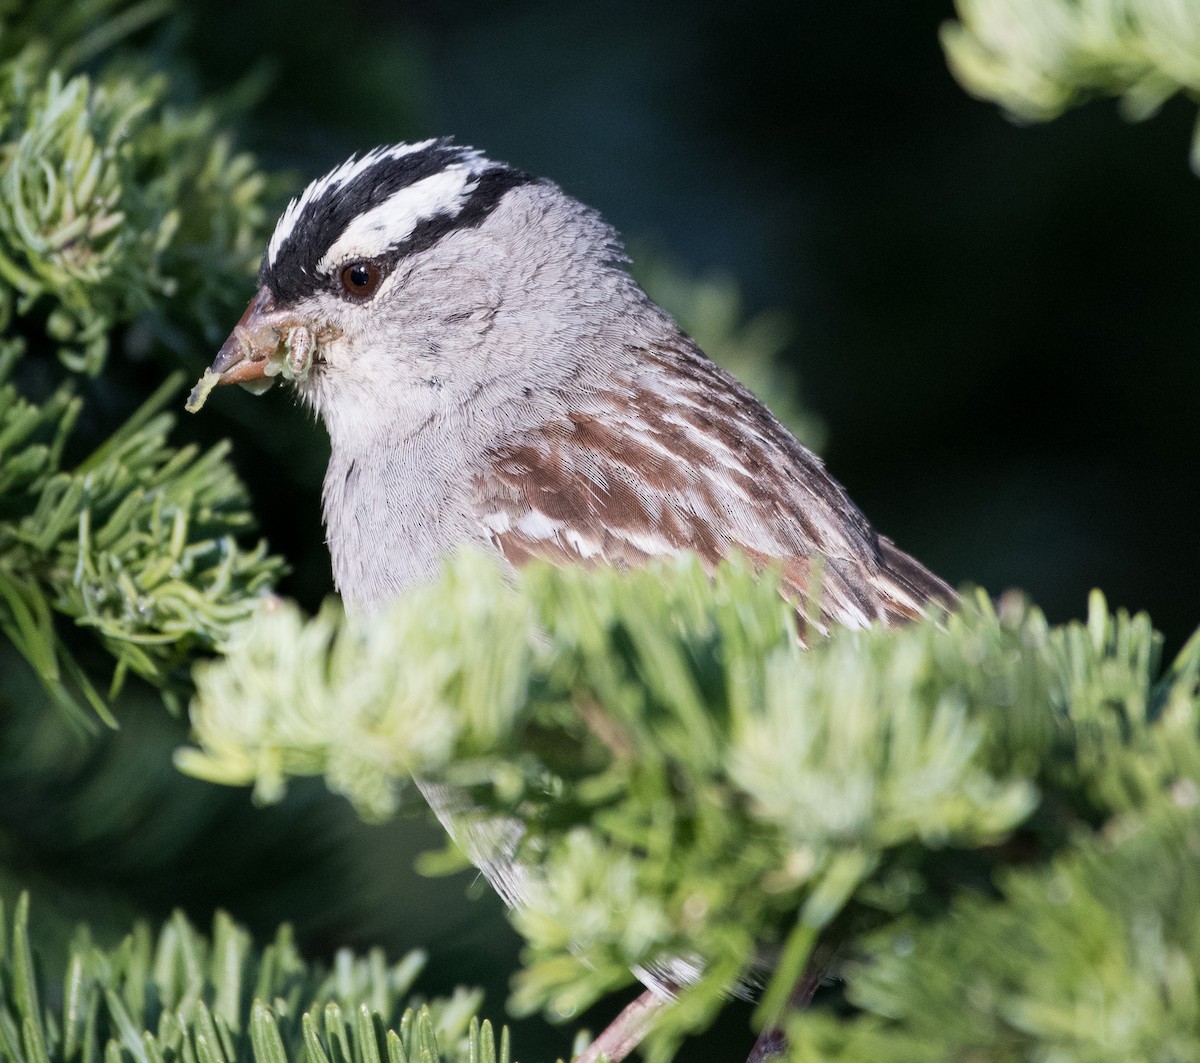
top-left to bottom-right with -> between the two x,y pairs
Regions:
943,0 -> 1200,169
0,894 -> 509,1063
182,555 -> 1200,1061
0,0 -> 282,726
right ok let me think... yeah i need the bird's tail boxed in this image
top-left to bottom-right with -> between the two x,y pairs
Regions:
876,536 -> 957,623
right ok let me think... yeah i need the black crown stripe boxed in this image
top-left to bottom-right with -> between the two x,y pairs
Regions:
260,143 -> 534,305
373,167 -> 536,266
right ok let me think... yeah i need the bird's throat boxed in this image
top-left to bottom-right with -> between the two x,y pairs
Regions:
321,436 -> 482,612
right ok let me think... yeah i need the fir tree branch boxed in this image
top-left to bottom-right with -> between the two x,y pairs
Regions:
0,0 -> 170,67
0,358 -> 283,727
0,51 -> 269,373
0,0 -> 284,727
0,894 -> 516,1063
943,0 -> 1200,170
181,554 -> 1200,1057
788,804 -> 1200,1061
186,555 -> 1200,1057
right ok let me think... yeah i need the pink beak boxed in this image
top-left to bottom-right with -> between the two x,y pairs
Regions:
206,286 -> 284,386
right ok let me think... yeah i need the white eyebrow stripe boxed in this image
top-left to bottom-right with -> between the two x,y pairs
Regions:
315,163 -> 481,274
266,140 -> 442,267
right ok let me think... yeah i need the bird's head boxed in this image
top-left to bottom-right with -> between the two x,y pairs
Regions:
191,138 -> 635,442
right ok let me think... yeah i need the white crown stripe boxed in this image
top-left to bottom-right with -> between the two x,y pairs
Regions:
265,140 -> 444,267
316,163 -> 482,273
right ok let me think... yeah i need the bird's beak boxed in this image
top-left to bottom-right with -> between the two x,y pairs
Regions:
187,287 -> 322,412
210,286 -> 283,386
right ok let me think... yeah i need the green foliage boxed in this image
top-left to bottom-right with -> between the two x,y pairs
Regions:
0,3 -> 269,373
179,553 -> 539,812
0,894 -> 512,1063
0,1 -> 171,69
0,0 -> 283,727
943,0 -> 1200,169
789,806 -> 1200,1062
0,358 -> 282,727
181,554 -> 1200,1060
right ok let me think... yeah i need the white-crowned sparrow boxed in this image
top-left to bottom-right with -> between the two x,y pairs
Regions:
193,138 -> 950,624
189,138 -> 953,1051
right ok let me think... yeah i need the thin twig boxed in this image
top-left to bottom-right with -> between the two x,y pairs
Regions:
574,989 -> 669,1063
746,945 -> 834,1062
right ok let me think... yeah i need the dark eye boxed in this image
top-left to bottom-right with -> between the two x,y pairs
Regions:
340,261 -> 383,299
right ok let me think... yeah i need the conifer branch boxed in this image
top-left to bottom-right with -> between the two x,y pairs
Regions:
787,803 -> 1200,1059
943,0 -> 1200,169
0,360 -> 282,727
0,5 -> 269,373
0,895 -> 514,1063
181,556 -> 1200,1057
0,0 -> 283,726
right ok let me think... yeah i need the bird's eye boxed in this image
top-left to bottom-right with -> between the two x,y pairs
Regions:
340,261 -> 383,299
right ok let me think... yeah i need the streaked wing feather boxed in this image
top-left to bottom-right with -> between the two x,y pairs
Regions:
472,338 -> 953,627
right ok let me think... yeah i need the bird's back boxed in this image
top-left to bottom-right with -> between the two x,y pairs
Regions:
471,329 -> 954,628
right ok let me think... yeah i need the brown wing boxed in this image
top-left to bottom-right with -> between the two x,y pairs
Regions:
471,340 -> 954,629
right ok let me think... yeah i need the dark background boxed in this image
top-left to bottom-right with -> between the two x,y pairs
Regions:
21,2 -> 1191,1059
179,0 -> 1200,655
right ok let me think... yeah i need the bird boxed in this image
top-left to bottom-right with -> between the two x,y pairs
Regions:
190,137 -> 954,1058
193,137 -> 951,625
